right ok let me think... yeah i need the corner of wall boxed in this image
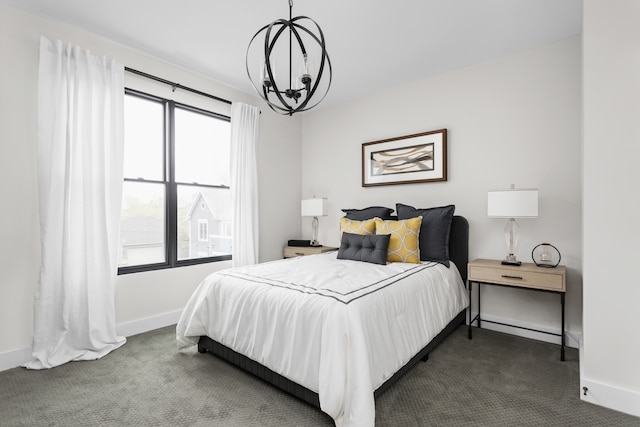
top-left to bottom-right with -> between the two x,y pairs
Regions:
579,333 -> 640,418
0,347 -> 33,373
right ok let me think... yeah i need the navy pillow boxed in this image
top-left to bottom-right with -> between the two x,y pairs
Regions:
337,232 -> 390,265
341,206 -> 394,220
396,203 -> 455,267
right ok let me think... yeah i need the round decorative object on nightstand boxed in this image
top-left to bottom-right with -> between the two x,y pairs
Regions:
532,243 -> 561,268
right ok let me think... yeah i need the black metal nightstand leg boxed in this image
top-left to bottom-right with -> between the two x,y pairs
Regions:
477,283 -> 481,329
468,281 -> 473,339
467,281 -> 482,339
561,293 -> 565,361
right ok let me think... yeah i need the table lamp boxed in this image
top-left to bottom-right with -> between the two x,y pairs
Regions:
301,198 -> 327,247
488,185 -> 538,266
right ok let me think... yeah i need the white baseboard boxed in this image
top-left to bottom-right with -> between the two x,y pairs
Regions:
0,347 -> 33,373
468,311 -> 580,349
580,376 -> 640,418
0,310 -> 182,373
115,310 -> 182,338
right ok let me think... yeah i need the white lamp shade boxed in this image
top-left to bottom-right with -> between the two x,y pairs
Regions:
488,189 -> 538,218
301,198 -> 327,217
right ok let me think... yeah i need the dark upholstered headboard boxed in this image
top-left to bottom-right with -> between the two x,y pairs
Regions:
449,216 -> 469,284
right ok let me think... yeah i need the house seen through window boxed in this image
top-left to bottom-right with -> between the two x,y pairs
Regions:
118,89 -> 232,273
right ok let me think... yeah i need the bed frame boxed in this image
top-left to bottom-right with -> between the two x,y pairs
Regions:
198,215 -> 469,409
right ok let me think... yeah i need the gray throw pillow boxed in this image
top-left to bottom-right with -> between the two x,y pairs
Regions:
337,232 -> 390,265
341,206 -> 394,220
396,203 -> 455,267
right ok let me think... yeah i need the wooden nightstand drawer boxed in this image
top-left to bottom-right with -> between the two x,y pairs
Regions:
468,259 -> 566,292
284,246 -> 338,258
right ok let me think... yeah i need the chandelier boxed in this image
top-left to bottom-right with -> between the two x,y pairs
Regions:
246,0 -> 332,115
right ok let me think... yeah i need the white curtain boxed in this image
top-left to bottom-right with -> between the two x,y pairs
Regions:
25,37 -> 126,369
230,103 -> 260,267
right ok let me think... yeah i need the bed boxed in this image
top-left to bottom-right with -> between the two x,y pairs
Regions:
177,212 -> 469,427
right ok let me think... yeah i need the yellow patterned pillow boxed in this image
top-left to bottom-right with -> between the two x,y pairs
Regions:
340,217 -> 376,239
374,217 -> 422,264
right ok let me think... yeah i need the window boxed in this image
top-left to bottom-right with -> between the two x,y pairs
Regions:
198,220 -> 208,241
119,89 -> 231,274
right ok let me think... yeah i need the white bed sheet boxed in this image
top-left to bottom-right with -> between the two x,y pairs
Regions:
176,252 -> 468,427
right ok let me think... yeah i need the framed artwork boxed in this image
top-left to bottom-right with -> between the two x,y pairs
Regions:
362,128 -> 447,187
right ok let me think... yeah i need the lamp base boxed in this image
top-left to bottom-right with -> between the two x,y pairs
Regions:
310,216 -> 321,247
501,253 -> 521,266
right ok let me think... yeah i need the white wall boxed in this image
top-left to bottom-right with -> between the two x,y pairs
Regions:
581,0 -> 640,417
301,37 -> 583,345
0,2 -> 301,367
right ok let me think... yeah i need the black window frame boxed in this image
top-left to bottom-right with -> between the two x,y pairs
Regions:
118,88 -> 232,275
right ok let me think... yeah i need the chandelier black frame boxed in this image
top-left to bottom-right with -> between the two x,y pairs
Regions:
246,0 -> 332,115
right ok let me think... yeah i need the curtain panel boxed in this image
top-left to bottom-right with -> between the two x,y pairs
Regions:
25,37 -> 126,369
230,103 -> 260,267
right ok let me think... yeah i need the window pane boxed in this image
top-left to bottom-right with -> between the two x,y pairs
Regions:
124,95 -> 164,180
175,108 -> 230,186
119,182 -> 166,267
177,185 -> 232,261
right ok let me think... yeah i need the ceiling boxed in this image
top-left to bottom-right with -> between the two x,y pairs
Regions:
3,0 -> 582,109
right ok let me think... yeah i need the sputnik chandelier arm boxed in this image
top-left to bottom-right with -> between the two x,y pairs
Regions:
246,0 -> 332,115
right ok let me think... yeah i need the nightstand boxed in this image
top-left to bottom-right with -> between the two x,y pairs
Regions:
467,258 -> 567,360
283,246 -> 338,258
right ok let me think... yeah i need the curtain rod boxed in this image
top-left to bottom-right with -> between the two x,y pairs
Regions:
124,67 -> 232,106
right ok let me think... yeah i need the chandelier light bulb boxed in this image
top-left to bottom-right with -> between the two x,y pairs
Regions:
301,56 -> 312,81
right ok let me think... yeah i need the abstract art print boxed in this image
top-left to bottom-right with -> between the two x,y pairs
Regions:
362,129 -> 447,187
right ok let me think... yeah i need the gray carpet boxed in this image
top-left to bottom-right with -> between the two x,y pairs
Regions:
1,326 -> 638,426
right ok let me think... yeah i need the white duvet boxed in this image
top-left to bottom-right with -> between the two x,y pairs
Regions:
176,252 -> 468,427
